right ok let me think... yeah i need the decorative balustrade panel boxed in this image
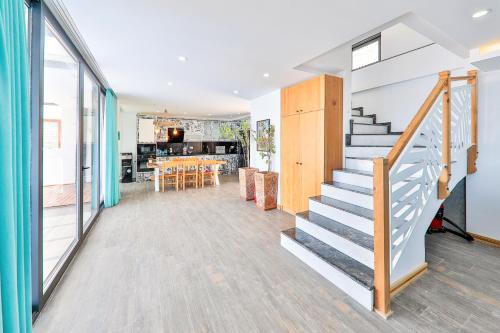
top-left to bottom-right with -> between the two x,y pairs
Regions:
389,93 -> 443,270
388,83 -> 473,273
451,84 -> 472,154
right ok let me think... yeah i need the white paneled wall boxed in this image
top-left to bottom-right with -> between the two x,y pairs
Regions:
467,69 -> 500,240
250,90 -> 281,199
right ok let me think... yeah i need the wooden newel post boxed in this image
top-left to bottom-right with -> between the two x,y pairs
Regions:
438,71 -> 451,200
467,70 -> 478,174
373,158 -> 391,318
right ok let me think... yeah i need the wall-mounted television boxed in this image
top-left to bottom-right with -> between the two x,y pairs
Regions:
167,128 -> 184,143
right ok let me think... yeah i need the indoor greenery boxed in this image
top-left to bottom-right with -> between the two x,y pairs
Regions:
253,124 -> 276,172
220,119 -> 251,167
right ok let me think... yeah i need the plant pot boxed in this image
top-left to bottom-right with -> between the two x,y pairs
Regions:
254,171 -> 279,211
239,167 -> 259,200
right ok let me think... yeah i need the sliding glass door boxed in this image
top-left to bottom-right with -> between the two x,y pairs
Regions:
83,73 -> 100,229
42,21 -> 79,287
29,1 -> 107,311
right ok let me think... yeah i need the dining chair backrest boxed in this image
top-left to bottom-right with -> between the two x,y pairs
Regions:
161,161 -> 178,174
182,159 -> 199,173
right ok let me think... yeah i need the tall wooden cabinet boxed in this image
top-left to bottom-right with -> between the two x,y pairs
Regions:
280,74 -> 343,214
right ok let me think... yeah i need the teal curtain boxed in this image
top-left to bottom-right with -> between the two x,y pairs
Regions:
104,89 -> 120,207
0,0 -> 32,332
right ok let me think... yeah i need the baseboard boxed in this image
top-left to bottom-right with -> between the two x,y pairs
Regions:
469,233 -> 500,248
390,262 -> 428,297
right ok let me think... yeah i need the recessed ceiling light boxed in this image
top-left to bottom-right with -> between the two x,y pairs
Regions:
178,56 -> 188,62
167,82 -> 173,86
263,73 -> 270,78
472,9 -> 491,18
233,90 -> 239,94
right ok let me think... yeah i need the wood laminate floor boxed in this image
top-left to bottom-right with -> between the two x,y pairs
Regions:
34,176 -> 500,333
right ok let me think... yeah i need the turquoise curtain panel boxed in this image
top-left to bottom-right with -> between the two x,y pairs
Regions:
104,89 -> 121,207
0,0 -> 32,332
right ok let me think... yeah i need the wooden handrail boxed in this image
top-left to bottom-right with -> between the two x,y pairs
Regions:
467,70 -> 478,174
450,75 -> 475,81
387,71 -> 448,169
373,158 -> 391,318
438,72 -> 451,199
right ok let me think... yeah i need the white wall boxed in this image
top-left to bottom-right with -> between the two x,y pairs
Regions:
466,69 -> 500,240
352,74 -> 437,132
352,43 -> 467,93
381,23 -> 431,60
250,90 -> 281,197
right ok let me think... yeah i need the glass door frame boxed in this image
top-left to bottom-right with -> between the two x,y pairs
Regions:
82,70 -> 103,230
30,1 -> 106,314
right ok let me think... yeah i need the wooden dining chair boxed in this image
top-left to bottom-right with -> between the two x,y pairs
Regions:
159,161 -> 179,192
200,160 -> 218,188
181,159 -> 200,190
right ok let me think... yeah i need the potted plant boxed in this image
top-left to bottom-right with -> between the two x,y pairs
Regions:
253,123 -> 278,210
220,119 -> 258,200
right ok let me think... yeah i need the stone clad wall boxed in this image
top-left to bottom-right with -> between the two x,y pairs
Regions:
135,116 -> 246,182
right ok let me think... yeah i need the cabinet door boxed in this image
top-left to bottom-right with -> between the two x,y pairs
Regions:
281,87 -> 299,117
280,114 -> 301,214
299,110 -> 324,212
293,77 -> 322,114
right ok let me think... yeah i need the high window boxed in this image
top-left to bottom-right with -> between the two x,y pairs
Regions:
352,34 -> 381,70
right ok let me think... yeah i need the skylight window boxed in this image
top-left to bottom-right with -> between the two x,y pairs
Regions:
352,34 -> 381,70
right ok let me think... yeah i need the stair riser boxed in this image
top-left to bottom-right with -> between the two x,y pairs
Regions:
309,200 -> 374,236
352,124 -> 389,135
321,184 -> 373,210
281,234 -> 374,310
351,110 -> 362,116
345,158 -> 373,174
346,146 -> 392,159
351,116 -> 374,125
296,216 -> 374,269
350,135 -> 399,146
333,171 -> 373,189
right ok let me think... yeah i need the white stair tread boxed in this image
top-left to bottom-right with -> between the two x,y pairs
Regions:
352,124 -> 390,135
297,211 -> 374,251
323,181 -> 373,196
351,115 -> 375,124
310,195 -> 373,221
350,134 -> 400,146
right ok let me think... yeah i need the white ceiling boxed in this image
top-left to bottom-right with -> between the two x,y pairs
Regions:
61,0 -> 500,117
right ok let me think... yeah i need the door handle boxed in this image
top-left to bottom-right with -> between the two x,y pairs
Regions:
82,166 -> 90,170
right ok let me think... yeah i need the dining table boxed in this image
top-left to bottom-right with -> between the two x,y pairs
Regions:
147,158 -> 227,192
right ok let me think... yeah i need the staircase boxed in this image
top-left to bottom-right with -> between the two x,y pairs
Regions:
280,71 -> 478,314
281,106 -> 397,310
